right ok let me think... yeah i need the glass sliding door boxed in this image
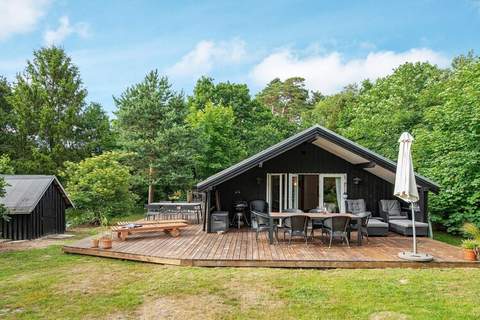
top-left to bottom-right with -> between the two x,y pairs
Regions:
319,174 -> 347,213
266,174 -> 286,212
267,173 -> 346,213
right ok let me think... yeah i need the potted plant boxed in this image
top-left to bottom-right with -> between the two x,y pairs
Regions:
462,223 -> 480,261
90,238 -> 100,248
461,239 -> 478,261
99,214 -> 112,249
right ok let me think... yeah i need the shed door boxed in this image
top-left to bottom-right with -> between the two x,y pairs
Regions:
42,208 -> 57,235
41,188 -> 57,235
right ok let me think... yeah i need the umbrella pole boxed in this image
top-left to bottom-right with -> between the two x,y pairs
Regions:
411,203 -> 417,254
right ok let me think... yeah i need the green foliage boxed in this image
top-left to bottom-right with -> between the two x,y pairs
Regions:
0,154 -> 14,174
461,239 -> 478,250
244,105 -> 298,155
8,46 -> 114,174
188,76 -> 252,121
188,102 -> 247,178
415,56 -> 480,232
463,223 -> 480,241
256,77 -> 316,122
338,62 -> 446,159
0,77 -> 15,156
0,177 -> 9,222
304,59 -> 479,233
0,154 -> 13,222
114,70 -> 196,200
61,152 -> 138,224
189,77 -> 297,157
302,85 -> 359,130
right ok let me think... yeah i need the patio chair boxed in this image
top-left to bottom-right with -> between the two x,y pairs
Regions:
346,198 -> 370,229
309,208 -> 326,238
249,200 -> 277,241
379,199 -> 409,223
323,215 -> 351,248
346,199 -> 371,216
283,214 -> 309,244
356,212 -> 371,243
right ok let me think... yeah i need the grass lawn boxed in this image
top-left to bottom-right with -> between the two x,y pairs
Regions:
433,231 -> 463,246
0,229 -> 479,320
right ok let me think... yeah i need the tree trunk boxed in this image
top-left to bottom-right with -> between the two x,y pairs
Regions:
148,165 -> 155,204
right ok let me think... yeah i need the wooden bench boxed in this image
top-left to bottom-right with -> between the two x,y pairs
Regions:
116,219 -> 188,226
112,220 -> 188,241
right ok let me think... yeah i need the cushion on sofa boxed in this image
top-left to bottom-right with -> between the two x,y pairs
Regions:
389,219 -> 428,236
347,199 -> 367,214
380,199 -> 403,216
366,218 -> 388,236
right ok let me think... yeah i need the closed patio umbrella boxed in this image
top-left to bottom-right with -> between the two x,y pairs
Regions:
394,132 -> 433,262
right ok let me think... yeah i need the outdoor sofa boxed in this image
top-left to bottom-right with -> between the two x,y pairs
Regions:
346,199 -> 388,237
379,200 -> 428,236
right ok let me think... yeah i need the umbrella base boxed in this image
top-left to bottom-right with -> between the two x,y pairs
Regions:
398,251 -> 433,262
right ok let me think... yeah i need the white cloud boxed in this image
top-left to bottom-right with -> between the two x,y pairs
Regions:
250,48 -> 450,94
44,16 -> 90,45
0,0 -> 50,40
167,38 -> 247,78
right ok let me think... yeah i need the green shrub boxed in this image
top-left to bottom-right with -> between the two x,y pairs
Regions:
61,152 -> 138,225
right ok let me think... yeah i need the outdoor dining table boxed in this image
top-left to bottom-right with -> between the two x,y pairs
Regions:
269,211 -> 364,246
145,202 -> 203,224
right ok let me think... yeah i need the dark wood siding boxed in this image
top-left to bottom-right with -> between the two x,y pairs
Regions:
1,183 -> 66,240
214,142 -> 425,220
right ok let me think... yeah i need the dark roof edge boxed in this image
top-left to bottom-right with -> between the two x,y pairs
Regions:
196,125 -> 440,193
1,175 -> 75,212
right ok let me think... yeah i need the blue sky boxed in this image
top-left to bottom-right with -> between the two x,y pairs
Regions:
1,0 -> 480,113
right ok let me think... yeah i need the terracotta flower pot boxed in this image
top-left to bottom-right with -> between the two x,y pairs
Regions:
91,238 -> 99,248
100,238 -> 112,249
463,249 -> 477,261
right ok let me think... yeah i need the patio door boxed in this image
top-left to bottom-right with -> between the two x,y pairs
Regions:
319,174 -> 347,213
288,174 -> 299,209
266,174 -> 287,212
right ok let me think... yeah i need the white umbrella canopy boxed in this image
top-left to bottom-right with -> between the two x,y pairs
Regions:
394,132 -> 432,262
394,132 -> 419,203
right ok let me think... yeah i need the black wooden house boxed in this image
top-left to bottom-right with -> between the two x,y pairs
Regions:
0,175 -> 73,240
197,125 -> 440,232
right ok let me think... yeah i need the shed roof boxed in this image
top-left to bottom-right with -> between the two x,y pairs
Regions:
0,175 -> 74,214
196,125 -> 440,193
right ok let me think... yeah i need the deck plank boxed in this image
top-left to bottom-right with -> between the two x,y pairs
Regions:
63,224 -> 480,269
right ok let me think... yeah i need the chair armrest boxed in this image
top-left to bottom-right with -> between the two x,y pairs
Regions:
378,205 -> 389,223
356,211 -> 371,218
251,210 -> 269,220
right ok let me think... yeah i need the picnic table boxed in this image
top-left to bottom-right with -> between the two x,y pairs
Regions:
112,219 -> 188,241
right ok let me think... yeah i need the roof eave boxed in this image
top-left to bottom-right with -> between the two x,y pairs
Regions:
196,125 -> 440,193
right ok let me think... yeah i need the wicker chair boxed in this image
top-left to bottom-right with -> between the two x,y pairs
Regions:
282,213 -> 309,244
249,200 -> 277,241
309,208 -> 326,238
323,215 -> 351,248
379,200 -> 409,223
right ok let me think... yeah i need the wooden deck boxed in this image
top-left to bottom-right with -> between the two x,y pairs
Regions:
63,224 -> 479,269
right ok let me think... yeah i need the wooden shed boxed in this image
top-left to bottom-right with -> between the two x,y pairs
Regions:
0,175 -> 73,240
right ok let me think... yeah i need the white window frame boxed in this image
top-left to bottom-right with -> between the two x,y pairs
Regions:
319,173 -> 347,213
266,173 -> 287,212
267,173 -> 347,213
